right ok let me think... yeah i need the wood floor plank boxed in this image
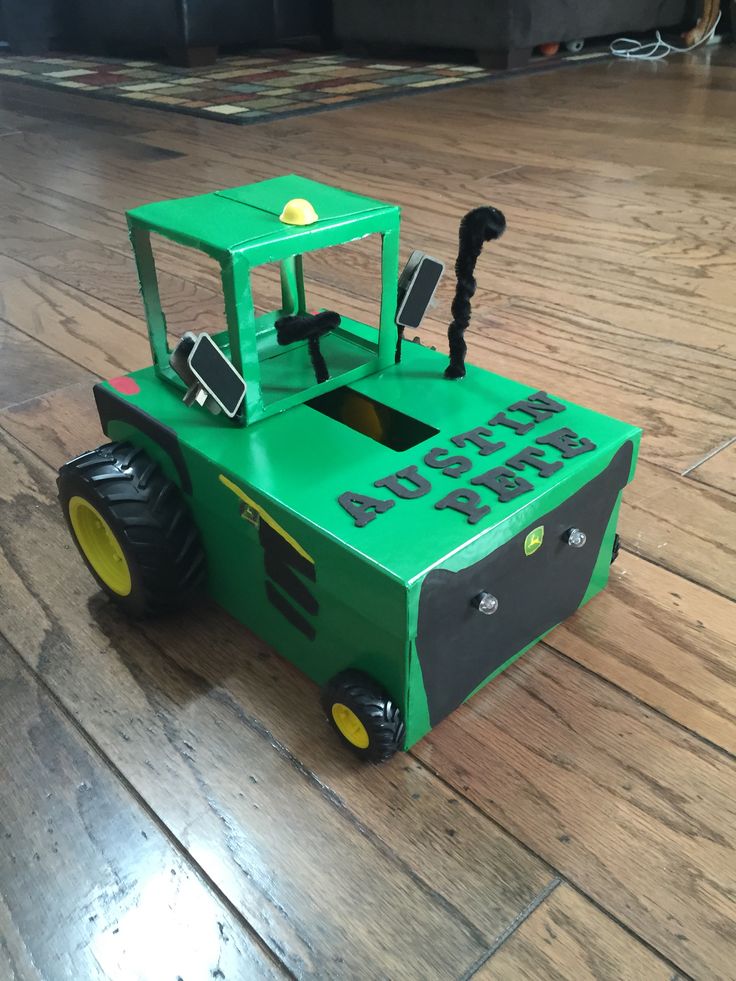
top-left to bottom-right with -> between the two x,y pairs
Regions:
0,319 -> 91,410
0,255 -> 149,377
1,130 -> 734,364
414,649 -> 736,981
0,383 -> 103,468
475,297 -> 736,416
686,439 -> 736,498
619,460 -> 736,600
0,77 -> 658,182
0,636 -> 283,981
0,896 -> 44,981
423,75 -> 736,179
418,315 -> 733,474
0,87 -> 156,136
547,551 -> 736,754
0,426 -> 555,980
2,83 -> 735,321
138,610 -> 552,942
0,213 -> 225,337
0,128 -> 214,215
0,181 -> 220,291
475,884 -> 676,981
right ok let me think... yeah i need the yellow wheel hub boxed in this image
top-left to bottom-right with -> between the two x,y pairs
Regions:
68,496 -> 132,597
331,702 -> 370,749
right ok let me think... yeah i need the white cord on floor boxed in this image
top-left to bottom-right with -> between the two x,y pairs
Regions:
610,10 -> 721,60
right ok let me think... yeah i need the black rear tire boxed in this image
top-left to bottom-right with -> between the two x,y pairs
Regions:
322,670 -> 404,762
58,442 -> 205,618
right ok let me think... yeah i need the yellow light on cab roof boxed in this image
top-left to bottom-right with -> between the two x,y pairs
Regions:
279,198 -> 319,226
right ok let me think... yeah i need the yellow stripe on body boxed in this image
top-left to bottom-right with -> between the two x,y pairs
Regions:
218,473 -> 314,565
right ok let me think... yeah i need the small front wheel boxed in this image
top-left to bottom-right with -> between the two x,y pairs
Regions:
322,670 -> 404,762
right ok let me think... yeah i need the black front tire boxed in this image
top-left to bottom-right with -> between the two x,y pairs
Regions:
58,442 -> 205,618
322,670 -> 405,763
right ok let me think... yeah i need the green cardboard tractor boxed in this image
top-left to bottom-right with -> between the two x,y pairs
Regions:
58,175 -> 640,761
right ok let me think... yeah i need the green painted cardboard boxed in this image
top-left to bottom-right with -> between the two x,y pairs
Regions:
85,175 -> 640,751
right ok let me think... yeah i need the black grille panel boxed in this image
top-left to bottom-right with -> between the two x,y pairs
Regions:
415,441 -> 632,726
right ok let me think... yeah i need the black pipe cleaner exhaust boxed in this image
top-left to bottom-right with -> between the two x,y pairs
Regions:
445,206 -> 506,379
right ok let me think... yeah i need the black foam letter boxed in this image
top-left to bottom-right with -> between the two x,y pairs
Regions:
451,426 -> 506,456
374,465 -> 432,500
471,465 -> 534,503
423,447 -> 472,478
536,427 -> 596,459
505,446 -> 562,478
434,489 -> 491,525
488,411 -> 534,435
507,390 -> 566,423
338,491 -> 395,528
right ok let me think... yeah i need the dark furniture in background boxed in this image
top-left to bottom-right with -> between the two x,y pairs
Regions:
2,0 -> 332,65
64,0 -> 272,66
333,0 -> 695,68
1,0 -> 59,54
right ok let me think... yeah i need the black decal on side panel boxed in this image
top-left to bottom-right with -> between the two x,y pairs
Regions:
266,581 -> 316,641
259,521 -> 316,583
220,474 -> 318,640
265,554 -> 319,617
258,517 -> 318,635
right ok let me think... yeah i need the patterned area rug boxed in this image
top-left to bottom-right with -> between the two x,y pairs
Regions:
0,48 -> 609,125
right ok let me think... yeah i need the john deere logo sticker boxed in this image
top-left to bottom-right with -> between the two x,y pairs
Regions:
238,500 -> 260,528
524,526 -> 544,556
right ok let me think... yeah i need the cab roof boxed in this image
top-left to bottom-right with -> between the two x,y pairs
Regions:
126,174 -> 398,262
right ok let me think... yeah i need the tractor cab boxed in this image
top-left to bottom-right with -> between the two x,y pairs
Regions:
126,175 -> 438,427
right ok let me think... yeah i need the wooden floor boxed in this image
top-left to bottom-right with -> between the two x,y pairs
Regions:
0,43 -> 735,981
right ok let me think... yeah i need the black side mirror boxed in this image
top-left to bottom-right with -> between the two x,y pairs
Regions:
170,332 -> 247,418
396,251 -> 444,330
